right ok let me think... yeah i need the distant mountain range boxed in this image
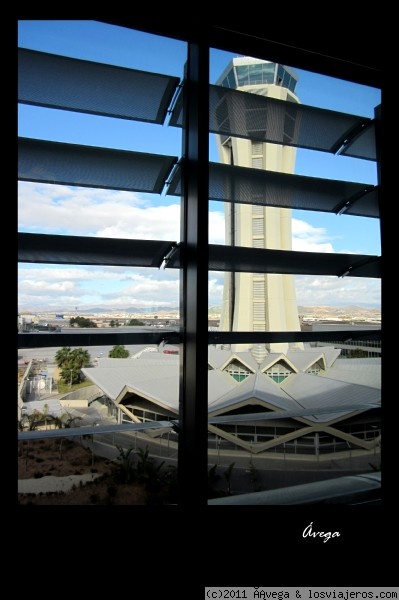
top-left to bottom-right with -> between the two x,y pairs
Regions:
210,305 -> 380,316
78,306 -> 180,314
19,305 -> 180,314
19,304 -> 381,317
298,305 -> 381,316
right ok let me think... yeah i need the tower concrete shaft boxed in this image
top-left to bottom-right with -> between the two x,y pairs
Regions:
216,57 -> 303,353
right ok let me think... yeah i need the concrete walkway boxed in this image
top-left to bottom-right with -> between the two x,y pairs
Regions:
18,472 -> 101,494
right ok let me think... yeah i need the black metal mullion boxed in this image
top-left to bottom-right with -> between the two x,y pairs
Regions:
208,330 -> 381,345
375,105 -> 382,236
178,42 -> 209,507
18,331 -> 180,349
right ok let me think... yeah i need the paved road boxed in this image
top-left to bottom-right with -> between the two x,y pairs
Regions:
19,341 -> 162,365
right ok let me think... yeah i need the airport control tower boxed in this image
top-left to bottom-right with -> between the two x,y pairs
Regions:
216,57 -> 303,354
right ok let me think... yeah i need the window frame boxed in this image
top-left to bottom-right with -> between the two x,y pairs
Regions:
18,21 -> 382,507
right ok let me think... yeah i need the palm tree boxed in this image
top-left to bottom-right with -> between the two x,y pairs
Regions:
60,365 -> 81,386
55,347 -> 73,368
56,347 -> 91,385
72,348 -> 91,368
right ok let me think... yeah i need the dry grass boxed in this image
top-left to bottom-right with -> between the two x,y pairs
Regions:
18,438 -> 147,505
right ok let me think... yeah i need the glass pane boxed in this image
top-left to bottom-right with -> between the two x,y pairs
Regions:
208,47 -> 381,504
18,20 -> 186,506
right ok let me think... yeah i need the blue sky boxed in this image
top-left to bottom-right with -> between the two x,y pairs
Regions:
18,20 -> 381,311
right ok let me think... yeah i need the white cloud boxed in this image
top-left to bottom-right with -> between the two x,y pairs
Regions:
18,182 -> 180,240
18,266 -> 124,282
95,205 -> 181,240
18,264 -> 180,310
209,274 -> 225,305
19,182 -> 227,245
292,218 -> 334,253
103,278 -> 179,301
19,184 -> 338,253
209,211 -> 225,244
294,276 -> 381,306
18,184 -> 380,310
18,265 -> 381,311
19,280 -> 76,294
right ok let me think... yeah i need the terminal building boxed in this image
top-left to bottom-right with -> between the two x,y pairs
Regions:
82,343 -> 380,462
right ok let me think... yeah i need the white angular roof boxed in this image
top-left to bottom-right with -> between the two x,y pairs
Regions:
281,372 -> 380,422
83,347 -> 380,425
209,372 -> 296,414
83,362 -> 178,402
319,357 -> 381,389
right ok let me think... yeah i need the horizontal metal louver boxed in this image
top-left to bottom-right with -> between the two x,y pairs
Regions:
207,245 -> 381,277
164,243 -> 381,278
18,232 -> 176,268
18,137 -> 177,194
169,84 -> 376,160
18,48 -> 180,124
167,162 -> 379,218
340,121 -> 376,161
18,234 -> 380,278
